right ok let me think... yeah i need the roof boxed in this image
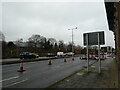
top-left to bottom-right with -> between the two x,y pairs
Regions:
104,2 -> 116,31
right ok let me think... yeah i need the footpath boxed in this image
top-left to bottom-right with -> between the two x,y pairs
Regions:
49,58 -> 118,88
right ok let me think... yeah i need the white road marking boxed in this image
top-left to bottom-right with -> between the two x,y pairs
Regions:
0,76 -> 19,83
5,78 -> 28,87
76,72 -> 84,76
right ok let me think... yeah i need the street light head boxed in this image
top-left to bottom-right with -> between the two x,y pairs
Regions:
68,27 -> 77,30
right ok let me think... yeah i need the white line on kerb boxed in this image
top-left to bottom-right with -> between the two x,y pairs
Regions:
5,78 -> 28,87
0,76 -> 19,83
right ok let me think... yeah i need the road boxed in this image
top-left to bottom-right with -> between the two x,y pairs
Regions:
2,57 -> 96,88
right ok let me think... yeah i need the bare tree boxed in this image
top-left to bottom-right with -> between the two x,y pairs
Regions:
16,38 -> 23,47
48,38 -> 57,47
74,45 -> 83,54
28,34 -> 43,52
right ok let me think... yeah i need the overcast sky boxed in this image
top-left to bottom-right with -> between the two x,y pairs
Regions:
1,1 -> 115,47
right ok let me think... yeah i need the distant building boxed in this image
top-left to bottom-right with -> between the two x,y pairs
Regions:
13,41 -> 28,47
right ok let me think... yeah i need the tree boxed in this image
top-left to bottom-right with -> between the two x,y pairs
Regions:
28,34 -> 44,52
7,41 -> 17,57
48,38 -> 57,47
58,40 -> 64,48
54,43 -> 58,48
16,38 -> 23,47
2,41 -> 7,58
74,45 -> 83,54
7,41 -> 16,48
81,47 -> 87,54
67,42 -> 72,52
58,40 -> 65,51
0,32 -> 6,58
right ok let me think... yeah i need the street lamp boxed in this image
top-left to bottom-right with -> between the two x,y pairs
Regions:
68,27 -> 77,60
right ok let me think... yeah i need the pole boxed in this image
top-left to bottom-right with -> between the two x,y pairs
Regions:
68,27 -> 77,60
72,29 -> 74,58
98,32 -> 101,73
86,34 -> 89,72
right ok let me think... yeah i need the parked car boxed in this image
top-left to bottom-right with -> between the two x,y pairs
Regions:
66,52 -> 74,56
20,52 -> 38,59
33,53 -> 39,58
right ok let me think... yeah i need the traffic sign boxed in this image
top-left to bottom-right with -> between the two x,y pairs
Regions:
83,31 -> 105,45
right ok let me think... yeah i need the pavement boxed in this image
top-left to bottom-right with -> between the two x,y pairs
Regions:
49,58 -> 118,88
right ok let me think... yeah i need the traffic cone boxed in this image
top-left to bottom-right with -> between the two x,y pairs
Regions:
72,57 -> 74,61
64,58 -> 67,62
48,60 -> 52,65
18,62 -> 25,72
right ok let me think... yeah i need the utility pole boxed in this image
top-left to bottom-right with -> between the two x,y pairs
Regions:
68,27 -> 77,60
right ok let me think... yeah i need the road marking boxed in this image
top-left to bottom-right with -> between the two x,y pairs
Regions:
5,78 -> 28,87
76,72 -> 84,76
0,76 -> 19,83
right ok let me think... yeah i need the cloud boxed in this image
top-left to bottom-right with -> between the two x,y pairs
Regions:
2,2 -> 115,47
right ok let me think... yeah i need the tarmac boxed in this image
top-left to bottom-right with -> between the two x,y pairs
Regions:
49,58 -> 119,88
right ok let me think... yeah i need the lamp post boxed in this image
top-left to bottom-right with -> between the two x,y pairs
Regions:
68,27 -> 77,60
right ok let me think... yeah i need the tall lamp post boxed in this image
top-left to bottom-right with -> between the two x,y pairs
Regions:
68,27 -> 77,60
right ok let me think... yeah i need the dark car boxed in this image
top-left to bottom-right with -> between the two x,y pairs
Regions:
20,52 -> 37,59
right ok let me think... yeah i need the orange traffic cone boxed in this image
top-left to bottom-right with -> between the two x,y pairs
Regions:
48,60 -> 52,65
64,58 -> 67,62
18,61 -> 25,72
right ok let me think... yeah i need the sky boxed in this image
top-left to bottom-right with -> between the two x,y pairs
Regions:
1,0 -> 115,48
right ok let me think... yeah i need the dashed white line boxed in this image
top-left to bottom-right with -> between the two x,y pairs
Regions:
5,78 -> 28,87
0,76 -> 19,83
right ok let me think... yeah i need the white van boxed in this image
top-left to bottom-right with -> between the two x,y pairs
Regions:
57,52 -> 64,57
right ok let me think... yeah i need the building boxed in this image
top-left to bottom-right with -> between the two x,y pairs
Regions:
13,41 -> 28,47
105,1 -> 120,88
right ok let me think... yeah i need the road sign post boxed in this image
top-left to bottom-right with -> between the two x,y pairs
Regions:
86,34 -> 89,72
98,33 -> 101,73
83,31 -> 105,73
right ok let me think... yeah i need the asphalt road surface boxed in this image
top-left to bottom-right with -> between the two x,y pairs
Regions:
2,57 -> 96,88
